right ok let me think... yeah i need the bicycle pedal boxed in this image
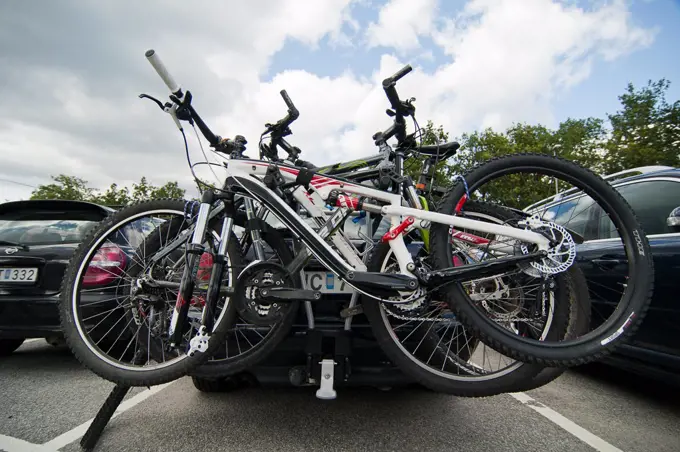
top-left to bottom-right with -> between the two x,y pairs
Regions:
315,359 -> 337,400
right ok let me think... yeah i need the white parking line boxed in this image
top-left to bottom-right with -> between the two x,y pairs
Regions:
41,381 -> 175,451
509,392 -> 624,452
0,434 -> 52,452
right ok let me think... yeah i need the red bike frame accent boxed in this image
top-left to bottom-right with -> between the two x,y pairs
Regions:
381,216 -> 415,242
450,229 -> 490,246
334,194 -> 360,209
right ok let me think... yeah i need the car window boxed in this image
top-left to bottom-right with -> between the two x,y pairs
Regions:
599,179 -> 680,238
534,194 -> 600,240
0,210 -> 101,245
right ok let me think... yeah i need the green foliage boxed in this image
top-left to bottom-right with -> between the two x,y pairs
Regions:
602,79 -> 680,173
416,78 -> 678,209
448,119 -> 608,209
94,183 -> 131,206
30,175 -> 186,206
128,177 -> 185,203
29,175 -> 96,202
404,120 -> 451,187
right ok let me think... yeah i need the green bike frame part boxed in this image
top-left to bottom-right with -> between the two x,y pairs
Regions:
418,195 -> 430,252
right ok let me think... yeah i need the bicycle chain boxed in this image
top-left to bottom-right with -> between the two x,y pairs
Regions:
384,308 -> 538,323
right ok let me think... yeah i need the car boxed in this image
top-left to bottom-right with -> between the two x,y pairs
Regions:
524,165 -> 680,381
0,199 -> 154,356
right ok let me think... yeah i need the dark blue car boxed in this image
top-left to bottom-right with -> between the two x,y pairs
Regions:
525,166 -> 680,381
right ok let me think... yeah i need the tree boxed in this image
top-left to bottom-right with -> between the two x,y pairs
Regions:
29,175 -> 95,201
31,175 -> 186,205
129,177 -> 185,202
602,79 -> 680,173
444,119 -> 608,209
93,183 -> 131,206
403,120 -> 451,186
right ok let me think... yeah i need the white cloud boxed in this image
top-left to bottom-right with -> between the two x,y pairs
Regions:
0,0 -> 657,202
366,0 -> 440,52
211,0 -> 655,174
0,0 -> 356,200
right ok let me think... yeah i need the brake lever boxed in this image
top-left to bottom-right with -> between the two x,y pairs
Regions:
138,93 -> 165,110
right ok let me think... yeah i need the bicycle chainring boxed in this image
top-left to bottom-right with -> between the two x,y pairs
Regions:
234,262 -> 296,326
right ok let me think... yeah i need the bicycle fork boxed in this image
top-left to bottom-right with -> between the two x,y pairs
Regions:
168,191 -> 234,351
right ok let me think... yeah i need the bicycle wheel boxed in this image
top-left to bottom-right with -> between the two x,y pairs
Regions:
59,199 -> 240,386
363,201 -> 582,396
430,153 -> 654,366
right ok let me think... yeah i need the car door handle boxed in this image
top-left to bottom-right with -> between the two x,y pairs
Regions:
592,258 -> 625,269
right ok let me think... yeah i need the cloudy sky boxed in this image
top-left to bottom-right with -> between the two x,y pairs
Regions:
1,0 -> 679,202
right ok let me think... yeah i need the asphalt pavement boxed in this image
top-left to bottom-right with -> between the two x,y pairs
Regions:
1,340 -> 678,452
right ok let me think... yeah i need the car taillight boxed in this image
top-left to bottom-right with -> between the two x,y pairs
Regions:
83,245 -> 127,287
196,252 -> 214,281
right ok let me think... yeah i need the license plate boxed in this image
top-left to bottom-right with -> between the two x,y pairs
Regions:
304,271 -> 353,294
0,267 -> 39,283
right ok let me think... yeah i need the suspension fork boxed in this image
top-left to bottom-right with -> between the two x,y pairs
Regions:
200,214 -> 234,331
168,190 -> 215,347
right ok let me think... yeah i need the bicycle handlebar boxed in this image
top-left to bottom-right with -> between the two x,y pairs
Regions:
378,64 -> 413,143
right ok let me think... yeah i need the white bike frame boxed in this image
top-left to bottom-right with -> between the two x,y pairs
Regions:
142,47 -> 550,295
224,159 -> 551,285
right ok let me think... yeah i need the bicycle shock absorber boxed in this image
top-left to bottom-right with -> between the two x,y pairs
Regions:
168,191 -> 214,347
200,215 -> 234,332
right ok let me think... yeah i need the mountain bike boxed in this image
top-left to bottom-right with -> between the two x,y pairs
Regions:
221,93 -> 592,394
58,50 -> 654,392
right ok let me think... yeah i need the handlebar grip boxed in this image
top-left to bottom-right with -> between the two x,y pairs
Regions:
280,90 -> 299,119
145,49 -> 181,94
382,64 -> 413,87
280,90 -> 294,109
393,64 -> 412,82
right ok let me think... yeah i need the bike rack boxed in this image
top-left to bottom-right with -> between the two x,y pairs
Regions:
79,384 -> 130,451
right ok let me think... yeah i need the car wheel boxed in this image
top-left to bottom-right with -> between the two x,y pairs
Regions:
0,338 -> 25,356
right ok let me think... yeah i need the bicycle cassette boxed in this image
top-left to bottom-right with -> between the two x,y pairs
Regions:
234,262 -> 297,326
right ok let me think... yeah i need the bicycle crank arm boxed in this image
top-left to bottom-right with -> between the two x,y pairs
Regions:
259,287 -> 322,302
425,251 -> 547,287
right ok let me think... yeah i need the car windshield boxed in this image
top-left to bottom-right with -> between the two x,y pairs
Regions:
0,210 -> 102,245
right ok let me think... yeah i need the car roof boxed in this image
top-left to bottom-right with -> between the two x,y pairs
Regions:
0,199 -> 115,216
607,167 -> 680,184
524,165 -> 680,212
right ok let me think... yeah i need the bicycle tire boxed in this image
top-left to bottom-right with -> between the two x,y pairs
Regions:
59,199 -> 239,387
362,202 -> 575,396
430,153 -> 654,366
